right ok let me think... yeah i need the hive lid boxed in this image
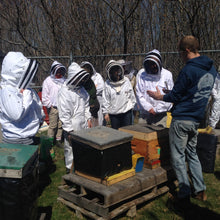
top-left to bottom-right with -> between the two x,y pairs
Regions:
0,143 -> 38,178
70,126 -> 133,150
119,123 -> 169,141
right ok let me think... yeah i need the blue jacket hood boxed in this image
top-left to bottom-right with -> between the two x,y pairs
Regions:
186,55 -> 213,71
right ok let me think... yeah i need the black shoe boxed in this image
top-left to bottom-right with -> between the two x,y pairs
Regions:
66,168 -> 70,174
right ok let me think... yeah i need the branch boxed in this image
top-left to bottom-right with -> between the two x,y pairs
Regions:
126,0 -> 141,20
0,36 -> 23,45
102,0 -> 123,20
14,2 -> 38,51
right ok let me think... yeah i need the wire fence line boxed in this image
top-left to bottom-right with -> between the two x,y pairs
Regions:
31,50 -> 220,93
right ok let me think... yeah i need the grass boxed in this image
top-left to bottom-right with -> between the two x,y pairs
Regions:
38,140 -> 220,220
38,145 -> 78,220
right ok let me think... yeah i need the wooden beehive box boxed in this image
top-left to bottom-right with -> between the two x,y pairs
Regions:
119,123 -> 170,168
70,126 -> 133,179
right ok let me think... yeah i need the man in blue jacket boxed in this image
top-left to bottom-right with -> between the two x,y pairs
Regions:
147,35 -> 217,207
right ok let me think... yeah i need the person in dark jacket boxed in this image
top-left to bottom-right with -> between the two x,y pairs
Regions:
80,61 -> 105,126
147,36 -> 217,207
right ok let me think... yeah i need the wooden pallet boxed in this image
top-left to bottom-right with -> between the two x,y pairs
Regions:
58,167 -> 169,219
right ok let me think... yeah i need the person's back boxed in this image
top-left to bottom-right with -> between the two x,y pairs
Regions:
163,43 -> 217,122
57,62 -> 92,173
0,52 -> 44,145
58,83 -> 91,131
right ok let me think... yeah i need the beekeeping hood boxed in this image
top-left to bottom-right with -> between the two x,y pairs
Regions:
143,49 -> 162,76
80,61 -> 96,77
50,60 -> 66,77
50,60 -> 66,84
106,60 -> 126,93
1,51 -> 38,89
106,60 -> 124,82
65,62 -> 90,90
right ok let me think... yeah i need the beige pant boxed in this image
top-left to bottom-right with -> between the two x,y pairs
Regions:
48,107 -> 63,140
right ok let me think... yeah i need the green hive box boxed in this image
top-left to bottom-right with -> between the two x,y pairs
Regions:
0,143 -> 39,178
0,143 -> 39,220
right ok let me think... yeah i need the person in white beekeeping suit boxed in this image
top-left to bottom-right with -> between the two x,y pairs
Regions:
102,60 -> 136,129
0,51 -> 45,145
136,49 -> 174,127
208,70 -> 220,129
57,62 -> 92,174
42,61 -> 66,144
80,61 -> 105,126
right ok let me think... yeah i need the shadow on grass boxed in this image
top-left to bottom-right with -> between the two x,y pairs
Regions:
38,160 -> 56,196
166,199 -> 220,220
214,171 -> 220,180
37,206 -> 52,220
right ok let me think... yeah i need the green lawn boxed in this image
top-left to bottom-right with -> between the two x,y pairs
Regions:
38,142 -> 220,220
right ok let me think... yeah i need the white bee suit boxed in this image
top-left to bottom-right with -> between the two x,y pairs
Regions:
208,73 -> 220,128
57,62 -> 91,169
102,77 -> 136,115
0,52 -> 44,144
136,67 -> 173,113
58,85 -> 91,132
136,49 -> 174,127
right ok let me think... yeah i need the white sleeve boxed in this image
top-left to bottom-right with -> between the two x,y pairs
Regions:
102,83 -> 111,115
1,87 -> 35,121
57,89 -> 73,132
127,79 -> 136,108
135,75 -> 154,111
95,74 -> 105,96
209,74 -> 220,128
155,71 -> 174,112
208,96 -> 220,128
211,74 -> 220,98
32,89 -> 45,122
42,78 -> 52,108
166,72 -> 174,90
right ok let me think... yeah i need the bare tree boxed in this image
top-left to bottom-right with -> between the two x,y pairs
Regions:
0,0 -> 219,84
102,0 -> 141,55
